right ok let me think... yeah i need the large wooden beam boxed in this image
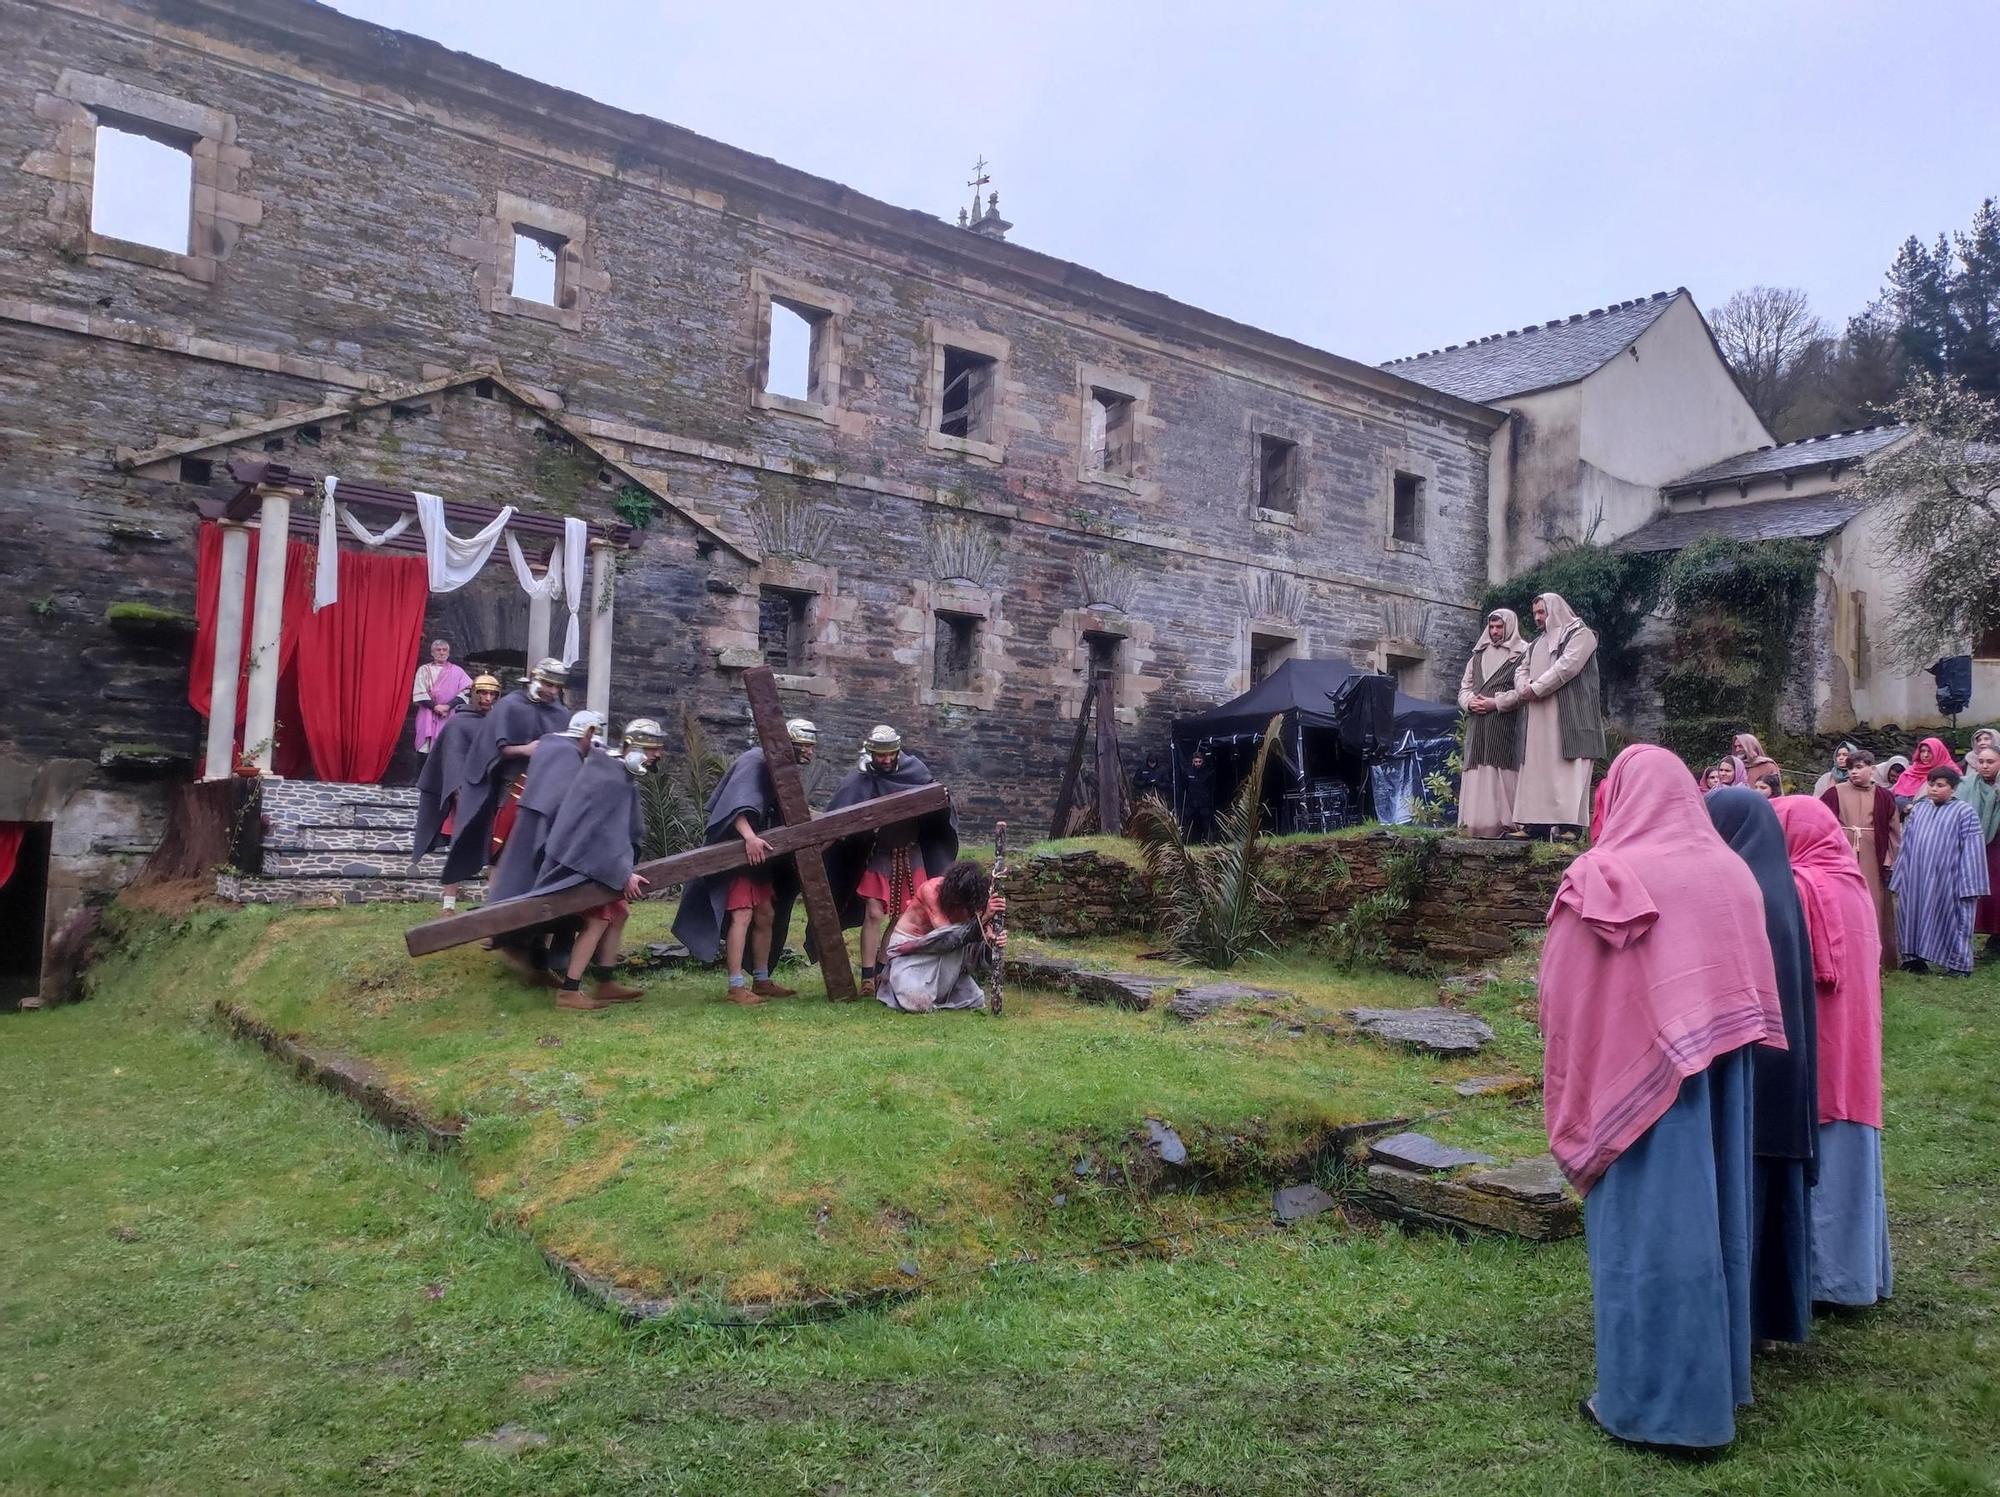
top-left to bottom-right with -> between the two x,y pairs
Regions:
741,666 -> 859,1001
403,783 -> 948,956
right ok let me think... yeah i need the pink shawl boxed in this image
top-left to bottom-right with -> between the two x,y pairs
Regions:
1892,737 -> 1959,798
1539,744 -> 1785,1194
1772,796 -> 1885,1127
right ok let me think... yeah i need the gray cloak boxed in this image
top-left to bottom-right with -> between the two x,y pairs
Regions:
483,732 -> 593,904
498,749 -> 644,906
440,688 -> 568,884
410,704 -> 487,863
810,753 -> 958,955
670,746 -> 799,963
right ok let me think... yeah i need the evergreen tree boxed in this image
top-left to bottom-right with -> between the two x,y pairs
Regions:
1952,198 -> 2000,397
1884,234 -> 1956,378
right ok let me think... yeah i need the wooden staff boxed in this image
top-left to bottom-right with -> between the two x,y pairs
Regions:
987,819 -> 1008,1017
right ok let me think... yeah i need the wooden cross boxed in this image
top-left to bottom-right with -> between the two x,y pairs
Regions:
403,666 -> 946,1004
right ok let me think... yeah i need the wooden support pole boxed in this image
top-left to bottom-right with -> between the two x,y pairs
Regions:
1049,687 -> 1096,838
1093,674 -> 1125,835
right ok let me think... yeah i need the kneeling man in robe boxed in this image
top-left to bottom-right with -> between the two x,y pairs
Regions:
877,860 -> 1006,1014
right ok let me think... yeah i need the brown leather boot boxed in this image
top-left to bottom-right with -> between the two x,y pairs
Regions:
592,977 -> 645,1003
556,988 -> 611,1011
752,978 -> 796,998
724,984 -> 767,1006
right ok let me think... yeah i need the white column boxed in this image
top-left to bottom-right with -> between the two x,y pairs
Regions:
241,489 -> 292,775
586,540 -> 614,717
527,586 -> 552,669
202,521 -> 252,779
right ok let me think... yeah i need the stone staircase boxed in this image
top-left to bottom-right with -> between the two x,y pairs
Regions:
218,780 -> 468,906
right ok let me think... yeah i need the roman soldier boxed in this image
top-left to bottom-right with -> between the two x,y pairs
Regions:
485,709 -> 605,986
671,717 -> 817,1005
817,724 -> 959,998
440,657 -> 570,886
507,717 -> 667,1011
410,672 -> 500,912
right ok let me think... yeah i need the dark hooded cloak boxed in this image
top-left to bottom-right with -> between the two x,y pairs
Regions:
670,746 -> 799,963
410,703 -> 487,862
812,752 -> 958,951
483,731 -> 594,903
500,749 -> 645,905
440,687 -> 568,883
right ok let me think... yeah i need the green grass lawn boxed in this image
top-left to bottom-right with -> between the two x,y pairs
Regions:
0,907 -> 1995,1494
124,903 -> 1549,1309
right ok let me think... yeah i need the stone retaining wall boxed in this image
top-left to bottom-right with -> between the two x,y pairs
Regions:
1008,836 -> 1572,965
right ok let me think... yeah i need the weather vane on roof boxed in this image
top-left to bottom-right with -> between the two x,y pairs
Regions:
960,155 -> 992,226
955,155 -> 1013,240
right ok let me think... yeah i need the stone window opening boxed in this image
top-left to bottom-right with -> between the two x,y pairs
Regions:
1974,622 -> 2000,661
1256,434 -> 1300,516
1250,629 -> 1298,686
511,227 -> 564,307
90,120 -> 192,255
1085,629 -> 1124,710
1086,389 -> 1136,477
764,299 -> 826,404
1386,652 -> 1425,693
940,347 -> 998,442
758,585 -> 814,672
934,610 -> 982,691
178,457 -> 213,484
1392,470 -> 1426,545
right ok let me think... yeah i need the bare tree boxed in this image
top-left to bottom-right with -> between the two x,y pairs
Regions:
1711,286 -> 1830,433
1852,373 -> 2000,668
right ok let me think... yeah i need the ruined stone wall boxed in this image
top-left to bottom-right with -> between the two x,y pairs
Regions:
1007,836 -> 1570,967
0,0 -> 1499,955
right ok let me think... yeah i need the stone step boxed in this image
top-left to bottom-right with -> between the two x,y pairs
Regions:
284,805 -> 417,831
272,827 -> 427,854
262,850 -> 446,879
218,871 -> 469,907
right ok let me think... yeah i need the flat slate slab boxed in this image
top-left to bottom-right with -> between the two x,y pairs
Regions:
1368,1131 -> 1497,1173
1166,981 -> 1285,1022
1344,1006 -> 1494,1058
1358,1152 -> 1579,1242
1273,1183 -> 1337,1224
1145,1118 -> 1189,1166
1451,1074 -> 1536,1100
1005,955 -> 1178,1011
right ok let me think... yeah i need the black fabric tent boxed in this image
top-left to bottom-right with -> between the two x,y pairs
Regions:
1169,659 -> 1458,834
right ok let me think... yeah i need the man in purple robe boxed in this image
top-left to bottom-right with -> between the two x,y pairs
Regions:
411,639 -> 472,756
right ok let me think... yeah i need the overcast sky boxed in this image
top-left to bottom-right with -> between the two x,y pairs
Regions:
319,0 -> 2000,365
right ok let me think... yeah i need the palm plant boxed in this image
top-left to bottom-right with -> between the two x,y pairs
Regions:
1127,714 -> 1283,969
639,707 -> 728,859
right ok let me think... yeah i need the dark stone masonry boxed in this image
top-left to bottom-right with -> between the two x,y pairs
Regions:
0,0 -> 1503,976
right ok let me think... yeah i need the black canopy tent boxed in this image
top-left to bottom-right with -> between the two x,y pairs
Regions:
1169,658 -> 1458,833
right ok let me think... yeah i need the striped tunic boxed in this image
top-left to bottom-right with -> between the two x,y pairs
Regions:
1890,798 -> 1990,973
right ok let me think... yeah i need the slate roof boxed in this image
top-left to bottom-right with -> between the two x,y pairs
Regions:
1379,291 -> 1682,403
1662,425 -> 1909,492
1608,492 -> 1871,554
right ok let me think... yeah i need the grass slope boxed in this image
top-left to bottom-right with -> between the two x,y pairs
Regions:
144,905 -> 1548,1306
0,911 -> 1994,1494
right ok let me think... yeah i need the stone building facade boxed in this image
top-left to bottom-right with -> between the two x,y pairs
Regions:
0,0 -> 1503,984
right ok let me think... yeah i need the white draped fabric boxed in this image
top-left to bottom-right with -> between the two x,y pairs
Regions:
506,530 -> 566,657
415,491 -> 515,594
311,475 -> 417,610
561,515 -> 587,666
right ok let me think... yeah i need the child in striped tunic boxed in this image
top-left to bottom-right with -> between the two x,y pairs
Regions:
1890,766 -> 1990,975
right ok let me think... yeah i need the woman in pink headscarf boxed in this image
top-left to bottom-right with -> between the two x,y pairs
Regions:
1771,796 -> 1891,1309
1539,744 -> 1785,1452
1890,736 -> 1959,803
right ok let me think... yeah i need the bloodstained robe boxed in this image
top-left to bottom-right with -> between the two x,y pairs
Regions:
670,746 -> 799,962
814,753 -> 960,950
410,702 -> 486,864
484,732 -> 593,904
1822,781 -> 1902,970
1455,614 -> 1526,838
1891,797 -> 1990,974
440,688 -> 568,884
411,661 -> 470,753
498,749 -> 644,906
1496,595 -> 1604,829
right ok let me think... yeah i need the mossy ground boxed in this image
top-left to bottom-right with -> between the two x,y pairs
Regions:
156,900 -> 1548,1308
2,901 -> 1995,1493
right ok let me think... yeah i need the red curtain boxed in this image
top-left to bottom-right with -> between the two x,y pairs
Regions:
295,545 -> 429,784
188,522 -> 431,783
0,824 -> 22,892
187,523 -> 315,779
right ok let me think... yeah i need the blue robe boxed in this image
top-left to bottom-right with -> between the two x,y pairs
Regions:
1891,797 -> 1989,973
1811,1121 -> 1893,1307
1585,1046 -> 1755,1449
